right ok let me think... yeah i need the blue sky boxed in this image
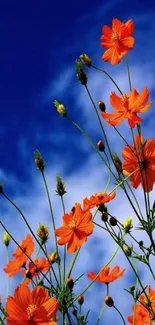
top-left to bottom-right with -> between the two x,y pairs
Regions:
0,0 -> 155,324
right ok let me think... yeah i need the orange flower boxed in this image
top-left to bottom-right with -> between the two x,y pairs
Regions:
22,258 -> 50,284
101,88 -> 151,128
122,134 -> 155,192
128,287 -> 155,325
87,265 -> 126,284
83,192 -> 116,211
4,234 -> 35,278
100,18 -> 135,64
12,234 -> 35,263
6,284 -> 58,325
128,305 -> 152,325
55,203 -> 94,253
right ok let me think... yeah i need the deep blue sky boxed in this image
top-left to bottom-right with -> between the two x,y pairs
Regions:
1,0 -> 155,182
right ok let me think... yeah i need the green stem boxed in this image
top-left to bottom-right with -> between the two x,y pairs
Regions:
126,55 -> 132,91
61,196 -> 66,282
41,171 -> 62,285
96,302 -> 105,325
91,65 -> 123,95
113,305 -> 126,325
6,246 -> 10,299
67,248 -> 80,279
67,116 -> 116,179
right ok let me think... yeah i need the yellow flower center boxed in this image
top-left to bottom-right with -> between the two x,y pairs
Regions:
111,32 -> 119,41
27,304 -> 38,319
68,219 -> 76,229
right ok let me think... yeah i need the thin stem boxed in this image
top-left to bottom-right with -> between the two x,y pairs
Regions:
85,84 -> 118,173
113,305 -> 126,325
91,64 -> 123,95
126,55 -> 132,91
96,302 -> 105,325
44,244 -> 53,291
41,171 -> 62,285
67,116 -> 116,179
61,196 -> 66,282
6,246 -> 10,299
67,248 -> 80,279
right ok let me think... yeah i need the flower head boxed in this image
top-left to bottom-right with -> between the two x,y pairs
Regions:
122,134 -> 155,192
100,18 -> 135,64
87,265 -> 126,284
22,258 -> 50,284
101,88 -> 151,128
55,203 -> 94,253
6,284 -> 58,324
83,192 -> 116,211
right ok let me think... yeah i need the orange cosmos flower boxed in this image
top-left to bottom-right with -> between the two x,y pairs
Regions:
22,257 -> 50,284
128,305 -> 152,325
4,234 -> 35,278
83,192 -> 116,211
55,203 -> 94,253
101,87 -> 151,128
87,265 -> 126,284
122,134 -> 155,192
6,284 -> 58,325
100,18 -> 135,64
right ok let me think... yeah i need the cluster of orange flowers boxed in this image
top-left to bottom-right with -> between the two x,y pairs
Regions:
1,17 -> 155,325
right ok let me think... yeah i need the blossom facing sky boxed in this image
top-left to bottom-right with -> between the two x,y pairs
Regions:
83,192 -> 116,211
122,134 -> 155,192
87,265 -> 126,284
6,285 -> 59,325
101,87 -> 152,128
100,18 -> 135,64
55,203 -> 94,253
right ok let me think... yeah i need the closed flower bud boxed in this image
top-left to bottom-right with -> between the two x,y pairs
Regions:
0,184 -> 3,193
3,232 -> 11,246
123,217 -> 133,233
139,240 -> 143,247
25,269 -> 32,279
124,245 -> 132,256
34,150 -> 45,172
109,216 -> 117,226
37,224 -> 49,243
79,54 -> 92,67
101,211 -> 108,222
76,60 -> 87,85
78,295 -> 84,305
104,295 -> 114,307
48,251 -> 60,264
54,100 -> 67,117
67,277 -> 74,290
98,101 -> 106,112
130,285 -> 135,293
97,140 -> 105,152
38,279 -> 44,286
112,153 -> 123,174
56,175 -> 67,197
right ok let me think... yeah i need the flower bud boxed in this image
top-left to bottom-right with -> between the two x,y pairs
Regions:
139,240 -> 143,248
98,101 -> 106,112
76,60 -> 87,86
66,277 -> 74,290
78,295 -> 84,305
79,54 -> 92,67
25,269 -> 32,279
38,279 -> 44,286
37,224 -> 49,243
109,216 -> 117,226
124,245 -> 132,256
56,175 -> 67,197
101,211 -> 108,222
104,295 -> 114,307
3,232 -> 11,246
97,140 -> 105,152
123,217 -> 133,233
34,150 -> 45,172
112,153 -> 123,174
53,100 -> 67,117
130,285 -> 135,293
48,251 -> 60,264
